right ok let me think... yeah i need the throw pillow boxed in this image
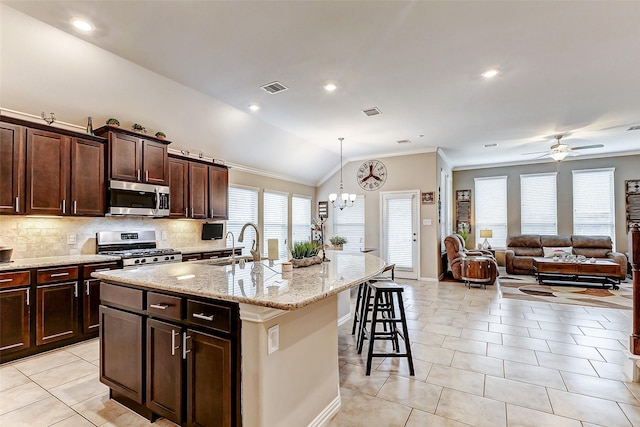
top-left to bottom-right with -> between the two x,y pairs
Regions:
543,246 -> 573,258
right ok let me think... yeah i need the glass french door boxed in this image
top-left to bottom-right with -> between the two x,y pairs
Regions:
381,191 -> 419,279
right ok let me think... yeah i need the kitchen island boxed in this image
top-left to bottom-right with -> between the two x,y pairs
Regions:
93,250 -> 386,427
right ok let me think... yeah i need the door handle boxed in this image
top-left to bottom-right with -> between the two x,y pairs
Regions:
150,303 -> 169,310
73,200 -> 77,214
74,283 -> 78,298
145,170 -> 149,181
15,196 -> 19,213
182,332 -> 191,359
137,169 -> 141,181
0,278 -> 13,283
193,313 -> 214,321
25,289 -> 29,306
50,272 -> 69,278
61,199 -> 66,214
155,187 -> 160,212
171,329 -> 180,356
85,280 -> 90,295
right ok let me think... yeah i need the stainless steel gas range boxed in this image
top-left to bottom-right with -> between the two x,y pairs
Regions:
96,230 -> 182,267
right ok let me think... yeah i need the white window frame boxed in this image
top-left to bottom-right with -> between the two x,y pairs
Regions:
572,167 -> 616,248
474,176 -> 508,249
332,195 -> 365,251
520,172 -> 558,235
291,194 -> 312,244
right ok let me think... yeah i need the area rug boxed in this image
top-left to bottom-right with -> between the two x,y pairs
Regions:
497,273 -> 633,310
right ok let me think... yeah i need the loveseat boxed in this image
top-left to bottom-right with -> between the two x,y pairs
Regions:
505,234 -> 627,279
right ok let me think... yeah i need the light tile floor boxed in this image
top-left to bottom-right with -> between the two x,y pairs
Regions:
0,278 -> 638,426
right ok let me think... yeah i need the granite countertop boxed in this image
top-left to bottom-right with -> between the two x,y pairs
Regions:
0,254 -> 121,271
177,245 -> 243,255
92,251 -> 386,310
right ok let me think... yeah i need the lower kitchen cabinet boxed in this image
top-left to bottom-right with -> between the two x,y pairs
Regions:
36,282 -> 77,345
100,282 -> 240,426
147,319 -> 183,423
186,329 -> 232,427
99,304 -> 145,404
82,262 -> 119,334
0,287 -> 30,353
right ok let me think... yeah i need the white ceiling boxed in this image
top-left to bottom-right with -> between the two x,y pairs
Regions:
6,1 -> 640,183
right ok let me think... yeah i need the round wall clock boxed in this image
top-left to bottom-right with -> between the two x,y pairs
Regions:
357,160 -> 387,191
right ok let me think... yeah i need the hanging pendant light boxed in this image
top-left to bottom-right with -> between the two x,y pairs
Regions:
328,137 -> 356,210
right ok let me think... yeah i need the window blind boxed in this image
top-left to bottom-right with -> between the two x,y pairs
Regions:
227,186 -> 259,254
333,195 -> 365,251
475,176 -> 508,248
572,168 -> 615,247
263,190 -> 289,258
520,172 -> 557,235
292,195 -> 311,243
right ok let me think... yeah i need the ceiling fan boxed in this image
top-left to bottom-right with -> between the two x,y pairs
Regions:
522,135 -> 604,161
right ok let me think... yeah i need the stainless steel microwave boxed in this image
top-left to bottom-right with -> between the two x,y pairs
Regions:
108,180 -> 170,217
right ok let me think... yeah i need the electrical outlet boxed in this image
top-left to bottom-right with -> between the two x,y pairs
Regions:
423,219 -> 432,226
161,231 -> 167,241
67,233 -> 76,244
268,325 -> 279,354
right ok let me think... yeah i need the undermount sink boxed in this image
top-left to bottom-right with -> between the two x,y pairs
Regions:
202,255 -> 255,266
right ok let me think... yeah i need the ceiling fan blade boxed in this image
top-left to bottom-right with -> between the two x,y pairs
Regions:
570,144 -> 604,151
521,150 -> 550,155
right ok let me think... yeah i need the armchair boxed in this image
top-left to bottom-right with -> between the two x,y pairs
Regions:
444,234 -> 498,283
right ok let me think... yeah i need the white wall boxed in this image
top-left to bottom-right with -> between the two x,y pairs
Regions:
318,152 -> 440,280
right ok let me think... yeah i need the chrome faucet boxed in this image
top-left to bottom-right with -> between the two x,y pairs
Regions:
238,222 -> 261,264
225,231 -> 235,266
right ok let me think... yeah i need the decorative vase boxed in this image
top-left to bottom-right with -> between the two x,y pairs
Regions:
290,256 -> 323,268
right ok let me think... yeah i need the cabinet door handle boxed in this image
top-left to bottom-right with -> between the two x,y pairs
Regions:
185,208 -> 188,217
0,278 -> 13,283
137,169 -> 141,181
73,200 -> 77,214
145,170 -> 149,181
95,268 -> 111,272
183,333 -> 191,359
150,303 -> 169,310
50,272 -> 69,278
85,280 -> 90,295
171,329 -> 180,356
25,289 -> 29,306
74,283 -> 78,298
62,199 -> 66,214
15,196 -> 19,213
193,313 -> 214,322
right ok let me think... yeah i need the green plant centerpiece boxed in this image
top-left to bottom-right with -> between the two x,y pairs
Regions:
289,241 -> 322,268
329,236 -> 347,250
132,123 -> 146,133
155,131 -> 166,140
106,118 -> 120,126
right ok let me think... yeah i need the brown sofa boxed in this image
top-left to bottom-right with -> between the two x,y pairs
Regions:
444,234 -> 499,284
505,234 -> 627,279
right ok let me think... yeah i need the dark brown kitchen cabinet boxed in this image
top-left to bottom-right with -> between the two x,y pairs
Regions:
0,122 -> 25,214
96,127 -> 170,185
0,270 -> 31,353
169,156 -> 208,219
26,129 -> 70,215
71,137 -> 106,215
186,329 -> 232,427
146,319 -> 183,424
35,266 -> 79,345
82,262 -> 118,334
169,157 -> 188,218
99,304 -> 145,404
208,164 -> 228,220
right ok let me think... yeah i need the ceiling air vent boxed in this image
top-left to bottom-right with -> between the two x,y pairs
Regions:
261,81 -> 288,94
362,107 -> 382,117
627,125 -> 640,131
483,143 -> 499,148
397,139 -> 411,144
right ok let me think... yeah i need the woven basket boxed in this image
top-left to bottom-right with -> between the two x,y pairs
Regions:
290,256 -> 322,268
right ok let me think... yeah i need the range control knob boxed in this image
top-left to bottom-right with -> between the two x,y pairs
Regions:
141,259 -> 146,263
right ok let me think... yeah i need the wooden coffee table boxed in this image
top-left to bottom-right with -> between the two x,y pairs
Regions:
532,257 -> 621,289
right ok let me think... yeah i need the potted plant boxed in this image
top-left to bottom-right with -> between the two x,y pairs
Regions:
289,241 -> 322,267
132,123 -> 146,133
155,131 -> 166,140
329,236 -> 347,250
106,118 -> 120,127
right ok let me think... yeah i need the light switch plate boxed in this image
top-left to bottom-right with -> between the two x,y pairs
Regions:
161,231 -> 167,241
67,233 -> 76,244
268,325 -> 279,354
423,219 -> 432,226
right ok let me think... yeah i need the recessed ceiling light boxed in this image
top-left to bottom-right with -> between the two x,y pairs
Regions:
481,68 -> 500,79
248,104 -> 260,112
70,17 -> 93,32
324,83 -> 337,92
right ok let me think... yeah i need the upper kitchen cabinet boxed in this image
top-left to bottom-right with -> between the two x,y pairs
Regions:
1,116 -> 107,217
208,164 -> 228,220
0,122 -> 25,214
95,127 -> 170,186
169,156 -> 208,219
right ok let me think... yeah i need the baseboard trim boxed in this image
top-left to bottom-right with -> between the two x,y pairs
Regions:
419,277 -> 439,282
307,394 -> 341,427
337,312 -> 351,327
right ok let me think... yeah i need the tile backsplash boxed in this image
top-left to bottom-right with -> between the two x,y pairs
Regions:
0,216 -> 227,259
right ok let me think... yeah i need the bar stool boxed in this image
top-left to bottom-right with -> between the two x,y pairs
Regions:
358,281 -> 414,376
350,264 -> 396,336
